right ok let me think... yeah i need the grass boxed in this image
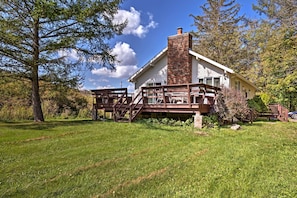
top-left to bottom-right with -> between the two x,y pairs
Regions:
1,119 -> 297,197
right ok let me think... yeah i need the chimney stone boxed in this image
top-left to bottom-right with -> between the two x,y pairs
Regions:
167,29 -> 192,85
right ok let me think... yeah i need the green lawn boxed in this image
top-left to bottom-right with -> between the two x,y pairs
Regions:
1,119 -> 297,197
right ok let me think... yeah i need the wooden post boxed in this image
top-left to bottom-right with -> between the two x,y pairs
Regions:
194,111 -> 203,129
187,84 -> 191,107
162,86 -> 166,107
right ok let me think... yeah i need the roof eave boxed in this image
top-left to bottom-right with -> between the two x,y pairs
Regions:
128,47 -> 168,82
189,50 -> 234,74
232,73 -> 258,90
189,50 -> 257,90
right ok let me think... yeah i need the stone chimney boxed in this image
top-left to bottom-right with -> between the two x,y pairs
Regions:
167,27 -> 192,85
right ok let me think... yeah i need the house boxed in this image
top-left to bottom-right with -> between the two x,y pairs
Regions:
91,28 -> 258,127
128,27 -> 257,99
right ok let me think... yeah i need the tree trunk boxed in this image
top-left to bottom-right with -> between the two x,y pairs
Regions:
32,76 -> 44,122
32,16 -> 44,122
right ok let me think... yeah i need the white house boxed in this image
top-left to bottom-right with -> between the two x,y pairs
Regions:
128,27 -> 257,99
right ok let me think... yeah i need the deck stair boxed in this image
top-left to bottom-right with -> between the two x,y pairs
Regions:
260,104 -> 288,121
113,90 -> 143,122
270,104 -> 288,122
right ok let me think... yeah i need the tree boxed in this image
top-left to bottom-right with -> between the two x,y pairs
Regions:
0,0 -> 126,121
190,0 -> 246,72
252,0 -> 297,110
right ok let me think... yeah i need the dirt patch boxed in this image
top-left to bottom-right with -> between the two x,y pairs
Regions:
194,131 -> 209,136
289,118 -> 297,122
96,167 -> 168,198
21,136 -> 51,143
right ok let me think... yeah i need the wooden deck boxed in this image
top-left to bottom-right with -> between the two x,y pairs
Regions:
91,83 -> 220,122
259,104 -> 289,122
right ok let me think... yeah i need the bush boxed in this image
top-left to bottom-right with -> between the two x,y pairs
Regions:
0,104 -> 33,121
202,114 -> 219,128
77,108 -> 92,118
247,95 -> 268,113
214,87 -> 251,123
140,117 -> 194,127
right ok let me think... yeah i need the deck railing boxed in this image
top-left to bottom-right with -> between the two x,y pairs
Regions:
140,83 -> 220,106
91,83 -> 221,121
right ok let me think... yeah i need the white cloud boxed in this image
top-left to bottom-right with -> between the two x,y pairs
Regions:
114,7 -> 158,38
91,42 -> 138,79
127,83 -> 135,93
57,49 -> 85,63
112,42 -> 137,65
95,85 -> 115,89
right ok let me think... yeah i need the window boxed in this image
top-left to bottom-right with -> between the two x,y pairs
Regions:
198,77 -> 220,87
214,77 -> 220,87
235,81 -> 240,91
147,82 -> 161,87
147,82 -> 161,104
206,78 -> 212,85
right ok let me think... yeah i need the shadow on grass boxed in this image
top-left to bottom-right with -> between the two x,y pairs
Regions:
0,119 -> 97,131
135,119 -> 189,133
210,119 -> 280,130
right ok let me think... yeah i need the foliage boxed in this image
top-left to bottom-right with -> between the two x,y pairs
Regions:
202,114 -> 219,128
139,117 -> 194,127
1,120 -> 297,197
251,0 -> 297,110
214,87 -> 251,123
0,0 -> 126,121
191,0 -> 246,72
0,72 -> 92,120
247,95 -> 268,113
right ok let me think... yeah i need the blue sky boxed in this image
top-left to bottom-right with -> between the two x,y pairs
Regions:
81,0 -> 258,91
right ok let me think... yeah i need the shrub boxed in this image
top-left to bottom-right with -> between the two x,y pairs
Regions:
184,117 -> 194,126
214,87 -> 251,123
247,95 -> 268,113
0,104 -> 33,121
77,108 -> 92,118
202,114 -> 219,128
140,117 -> 193,128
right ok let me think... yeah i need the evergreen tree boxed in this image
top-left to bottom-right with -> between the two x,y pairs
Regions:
253,0 -> 297,110
190,0 -> 246,72
0,0 -> 126,121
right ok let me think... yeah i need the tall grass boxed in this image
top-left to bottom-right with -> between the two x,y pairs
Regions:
1,120 -> 297,197
0,104 -> 33,120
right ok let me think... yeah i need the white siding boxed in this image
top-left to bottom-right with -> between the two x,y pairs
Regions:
191,58 -> 230,88
134,55 -> 167,94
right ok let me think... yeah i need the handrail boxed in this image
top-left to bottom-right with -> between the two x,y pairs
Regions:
266,104 -> 289,122
140,83 -> 220,105
112,90 -> 128,121
129,89 -> 144,121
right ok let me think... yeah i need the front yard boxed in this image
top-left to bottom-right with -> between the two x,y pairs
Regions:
1,120 -> 297,197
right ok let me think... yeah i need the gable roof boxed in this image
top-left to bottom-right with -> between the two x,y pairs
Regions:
128,48 -> 257,90
128,47 -> 167,82
189,50 -> 234,74
189,50 -> 257,90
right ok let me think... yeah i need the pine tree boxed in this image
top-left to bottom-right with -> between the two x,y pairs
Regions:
190,0 -> 246,72
0,0 -> 126,121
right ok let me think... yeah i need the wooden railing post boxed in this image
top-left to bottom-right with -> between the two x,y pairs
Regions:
162,86 -> 166,107
187,84 -> 191,107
